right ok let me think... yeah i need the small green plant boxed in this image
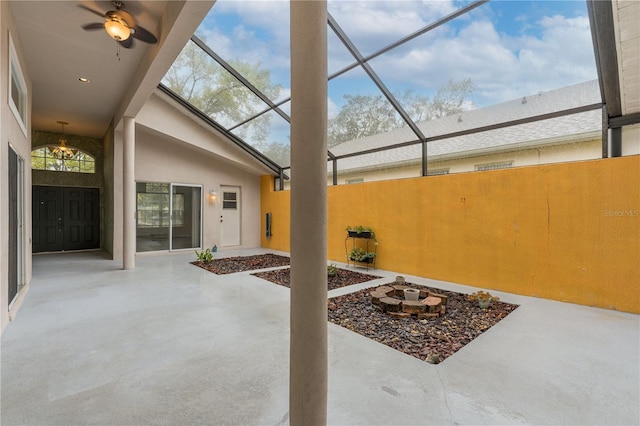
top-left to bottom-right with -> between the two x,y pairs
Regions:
467,291 -> 499,308
195,248 -> 213,263
348,247 -> 376,262
327,263 -> 338,277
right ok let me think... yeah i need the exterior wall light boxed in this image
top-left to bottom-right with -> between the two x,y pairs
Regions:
209,189 -> 218,204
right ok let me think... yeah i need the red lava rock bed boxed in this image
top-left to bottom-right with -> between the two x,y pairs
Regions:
253,267 -> 381,291
192,254 -> 518,363
328,283 -> 519,363
191,253 -> 290,274
192,253 -> 380,290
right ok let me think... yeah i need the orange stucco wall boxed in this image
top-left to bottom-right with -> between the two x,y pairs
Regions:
261,156 -> 640,313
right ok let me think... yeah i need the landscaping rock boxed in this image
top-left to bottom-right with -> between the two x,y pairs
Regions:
370,291 -> 388,305
253,266 -> 380,290
380,297 -> 403,312
422,296 -> 442,313
327,283 -> 519,363
402,300 -> 427,314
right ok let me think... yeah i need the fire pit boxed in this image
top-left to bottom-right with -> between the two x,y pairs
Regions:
370,281 -> 448,319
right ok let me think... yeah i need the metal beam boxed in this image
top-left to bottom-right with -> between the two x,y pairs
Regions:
587,0 -> 622,118
602,105 -> 609,158
609,112 -> 640,128
610,127 -> 622,157
421,140 -> 428,177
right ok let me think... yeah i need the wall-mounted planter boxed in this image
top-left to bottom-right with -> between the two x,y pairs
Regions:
347,230 -> 373,238
349,255 -> 375,264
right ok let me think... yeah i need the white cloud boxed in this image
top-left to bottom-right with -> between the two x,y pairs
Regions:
198,0 -> 291,83
367,12 -> 596,106
328,0 -> 459,54
197,0 -> 597,111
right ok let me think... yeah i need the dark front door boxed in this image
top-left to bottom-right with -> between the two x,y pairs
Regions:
32,186 -> 100,253
63,187 -> 100,251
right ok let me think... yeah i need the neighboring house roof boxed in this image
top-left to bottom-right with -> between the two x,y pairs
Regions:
330,80 -> 602,174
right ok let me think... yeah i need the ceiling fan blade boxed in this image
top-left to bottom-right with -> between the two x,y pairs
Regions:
132,25 -> 158,44
119,37 -> 134,49
82,23 -> 105,31
78,4 -> 106,18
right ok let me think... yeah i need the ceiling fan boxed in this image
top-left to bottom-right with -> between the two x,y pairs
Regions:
80,1 -> 157,49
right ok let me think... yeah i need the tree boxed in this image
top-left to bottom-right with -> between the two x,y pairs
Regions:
256,140 -> 290,167
328,79 -> 474,147
327,94 -> 400,146
163,41 -> 282,144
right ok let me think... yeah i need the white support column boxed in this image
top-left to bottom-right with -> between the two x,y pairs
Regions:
289,1 -> 328,425
123,117 -> 136,270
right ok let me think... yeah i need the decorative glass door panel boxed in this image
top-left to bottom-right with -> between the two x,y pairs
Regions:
171,185 -> 201,250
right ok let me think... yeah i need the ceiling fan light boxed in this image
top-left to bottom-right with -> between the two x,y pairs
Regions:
105,19 -> 130,41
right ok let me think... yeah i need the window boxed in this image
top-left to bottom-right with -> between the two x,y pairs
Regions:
136,183 -> 185,228
136,183 -> 184,228
426,168 -> 450,176
475,161 -> 513,172
223,192 -> 237,209
31,147 -> 95,173
8,33 -> 27,136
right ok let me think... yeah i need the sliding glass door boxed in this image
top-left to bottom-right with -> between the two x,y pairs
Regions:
171,185 -> 201,250
136,182 -> 201,252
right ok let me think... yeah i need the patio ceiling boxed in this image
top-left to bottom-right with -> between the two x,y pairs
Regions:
8,1 -> 214,138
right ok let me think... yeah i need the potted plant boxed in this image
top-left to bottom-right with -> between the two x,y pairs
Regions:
327,263 -> 338,277
348,247 -> 376,263
467,290 -> 499,309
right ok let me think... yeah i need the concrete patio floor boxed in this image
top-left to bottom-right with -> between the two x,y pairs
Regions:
1,249 -> 638,425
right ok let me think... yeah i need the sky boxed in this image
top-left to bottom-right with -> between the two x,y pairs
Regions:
189,0 -> 598,163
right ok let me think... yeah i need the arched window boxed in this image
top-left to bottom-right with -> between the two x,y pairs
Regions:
31,147 -> 95,173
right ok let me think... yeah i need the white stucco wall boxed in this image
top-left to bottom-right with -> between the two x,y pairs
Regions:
131,91 -> 272,252
137,93 -> 271,176
135,130 -> 263,250
107,91 -> 272,260
1,3 -> 33,333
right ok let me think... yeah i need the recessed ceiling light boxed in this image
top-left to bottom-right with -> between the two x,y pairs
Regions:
78,77 -> 90,83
